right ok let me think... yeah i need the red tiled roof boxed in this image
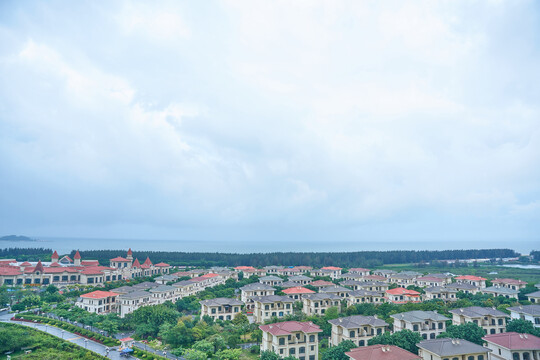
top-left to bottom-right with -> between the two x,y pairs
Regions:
455,275 -> 487,281
0,259 -> 17,265
0,267 -> 22,276
310,280 -> 334,286
260,321 -> 322,336
81,290 -> 119,299
143,257 -> 152,266
52,250 -> 59,259
346,345 -> 421,360
127,248 -> 133,256
120,337 -> 134,342
81,260 -> 99,266
349,268 -> 370,272
49,262 -> 62,267
140,264 -> 150,269
235,266 -> 255,270
33,260 -> 44,274
110,257 -> 129,262
201,273 -> 219,278
492,278 -> 527,285
81,267 -> 105,275
43,267 -> 78,274
482,332 -> 540,350
386,287 -> 420,296
63,256 -> 72,262
282,286 -> 316,294
322,266 -> 342,270
155,262 -> 170,267
20,261 -> 32,266
132,258 -> 141,268
74,251 -> 81,260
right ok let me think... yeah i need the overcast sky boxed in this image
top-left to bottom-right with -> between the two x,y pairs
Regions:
1,1 -> 539,246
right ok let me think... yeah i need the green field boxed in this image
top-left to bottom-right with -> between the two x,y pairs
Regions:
378,263 -> 540,283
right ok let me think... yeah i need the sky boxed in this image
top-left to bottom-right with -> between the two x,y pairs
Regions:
0,1 -> 539,248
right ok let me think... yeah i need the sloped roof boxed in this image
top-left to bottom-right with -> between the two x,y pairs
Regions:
51,251 -> 59,259
482,332 -> 540,350
507,305 -> 540,316
74,250 -> 81,259
81,290 -> 118,299
0,267 -> 22,276
200,297 -> 244,306
154,262 -> 170,267
390,310 -> 449,323
329,315 -> 388,329
346,344 -> 421,360
282,286 -> 315,294
449,306 -> 506,318
386,287 -> 420,296
251,295 -> 294,304
240,283 -> 276,291
110,257 -> 129,262
455,275 -> 487,281
417,338 -> 490,356
259,321 -> 322,336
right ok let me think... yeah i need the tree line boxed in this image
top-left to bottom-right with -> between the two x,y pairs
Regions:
69,248 -> 518,267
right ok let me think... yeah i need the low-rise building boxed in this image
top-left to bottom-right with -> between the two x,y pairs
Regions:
289,275 -> 312,285
312,268 -> 342,280
508,305 -> 540,328
260,321 -> 322,360
385,287 -> 421,304
347,268 -> 370,276
391,310 -> 449,340
259,275 -> 284,287
252,295 -> 294,323
373,270 -> 396,278
319,285 -> 352,298
310,280 -> 335,288
455,275 -> 487,288
302,293 -> 341,316
329,315 -> 388,347
445,282 -> 480,295
346,290 -> 385,306
357,281 -> 389,293
340,280 -> 364,290
75,290 -> 119,314
449,306 -> 507,334
423,286 -> 458,302
345,344 -> 421,360
283,286 -> 316,301
528,291 -> 540,304
155,274 -> 177,284
417,338 -> 490,360
389,273 -> 418,286
149,285 -> 178,304
117,290 -> 152,318
200,297 -> 243,321
415,276 -> 446,288
492,278 -> 528,291
240,283 -> 276,309
482,286 -> 519,299
482,332 -> 540,360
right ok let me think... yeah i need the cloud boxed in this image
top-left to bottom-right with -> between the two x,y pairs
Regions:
0,0 -> 539,243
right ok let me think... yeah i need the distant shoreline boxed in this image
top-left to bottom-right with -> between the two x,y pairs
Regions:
0,235 -> 36,242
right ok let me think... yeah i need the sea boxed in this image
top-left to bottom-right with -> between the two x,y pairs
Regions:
0,237 -> 537,255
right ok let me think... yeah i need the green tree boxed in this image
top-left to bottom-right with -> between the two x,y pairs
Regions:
183,348 -> 208,360
193,339 -> 214,356
216,348 -> 242,360
437,322 -> 485,345
506,319 -> 540,337
323,306 -> 340,321
232,312 -> 249,326
260,350 -> 280,360
321,340 -> 356,360
369,330 -> 423,354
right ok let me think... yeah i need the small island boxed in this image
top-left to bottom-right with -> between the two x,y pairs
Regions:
0,235 -> 36,242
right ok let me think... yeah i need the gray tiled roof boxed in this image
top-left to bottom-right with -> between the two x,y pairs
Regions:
259,275 -> 283,281
280,281 -> 301,288
340,280 -> 364,287
251,295 -> 294,304
118,290 -> 151,299
289,275 -> 312,281
150,285 -> 176,293
482,286 -> 519,295
302,293 -> 342,301
349,290 -> 383,297
200,297 -> 243,306
173,280 -> 195,287
449,306 -> 507,318
418,338 -> 490,356
446,283 -> 479,291
240,283 -> 276,291
320,285 -> 352,293
133,281 -> 159,289
390,310 -> 449,323
424,286 -> 457,293
528,290 -> 540,297
507,305 -> 540,316
328,315 -> 388,329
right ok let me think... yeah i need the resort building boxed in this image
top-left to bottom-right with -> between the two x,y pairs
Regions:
385,287 -> 421,304
260,321 -> 322,360
391,310 -> 449,340
283,286 -> 316,301
481,286 -> 519,299
455,275 -> 487,288
302,293 -> 341,316
508,305 -> 540,328
240,283 -> 276,309
492,278 -> 528,291
259,275 -> 284,287
482,332 -> 540,360
75,290 -> 119,314
346,290 -> 385,306
449,306 -> 507,334
329,315 -> 388,347
200,297 -> 243,321
417,338 -> 490,360
252,295 -> 294,323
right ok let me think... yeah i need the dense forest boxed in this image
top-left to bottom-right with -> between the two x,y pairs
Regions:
0,247 -> 52,261
64,248 -> 519,267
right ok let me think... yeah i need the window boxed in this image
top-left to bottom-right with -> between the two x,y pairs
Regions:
299,347 -> 305,354
413,324 -> 419,331
468,357 -> 474,360
309,335 -> 315,342
289,348 -> 295,355
523,353 -> 530,360
349,331 -> 355,338
279,338 -> 285,346
438,322 -> 443,329
359,340 -> 365,346
478,356 -> 484,360
498,319 -> 503,325
512,354 -> 519,360
309,356 -> 315,360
